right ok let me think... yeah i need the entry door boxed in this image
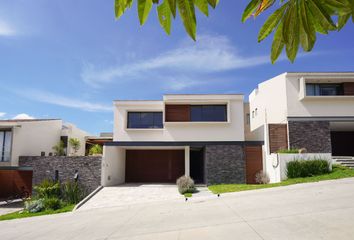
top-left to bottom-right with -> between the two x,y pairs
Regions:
0,130 -> 12,162
245,146 -> 263,184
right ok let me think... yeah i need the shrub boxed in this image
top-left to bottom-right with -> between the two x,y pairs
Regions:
43,198 -> 62,210
24,199 -> 44,213
89,144 -> 103,155
255,171 -> 270,184
62,181 -> 84,204
69,138 -> 81,155
176,176 -> 196,194
277,148 -> 299,154
287,159 -> 330,178
34,179 -> 61,199
52,141 -> 66,156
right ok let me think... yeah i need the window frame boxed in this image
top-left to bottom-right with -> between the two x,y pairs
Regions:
0,129 -> 12,162
190,105 -> 227,122
127,112 -> 163,129
306,83 -> 344,96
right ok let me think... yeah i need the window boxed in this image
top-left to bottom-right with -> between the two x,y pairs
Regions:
306,83 -> 343,96
0,130 -> 12,162
190,105 -> 227,122
246,113 -> 250,125
127,112 -> 163,129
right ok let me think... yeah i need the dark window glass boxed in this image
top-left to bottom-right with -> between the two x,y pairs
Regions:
306,83 -> 343,96
0,130 -> 12,162
191,105 -> 227,122
128,112 -> 163,129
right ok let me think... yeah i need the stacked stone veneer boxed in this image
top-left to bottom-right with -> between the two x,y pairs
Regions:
205,145 -> 246,185
288,121 -> 331,153
19,156 -> 101,194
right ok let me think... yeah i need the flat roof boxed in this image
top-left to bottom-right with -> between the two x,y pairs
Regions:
0,119 -> 61,123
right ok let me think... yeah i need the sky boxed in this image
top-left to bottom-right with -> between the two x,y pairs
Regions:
0,0 -> 353,135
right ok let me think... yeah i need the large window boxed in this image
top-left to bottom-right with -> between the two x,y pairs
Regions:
127,112 -> 163,129
306,83 -> 343,96
0,130 -> 12,162
190,105 -> 227,122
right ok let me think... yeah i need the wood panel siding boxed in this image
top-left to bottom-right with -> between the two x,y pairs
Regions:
343,82 -> 354,96
125,150 -> 185,183
0,170 -> 32,199
269,124 -> 288,153
165,105 -> 190,122
245,145 -> 263,184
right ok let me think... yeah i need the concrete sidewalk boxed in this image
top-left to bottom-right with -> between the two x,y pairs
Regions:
0,200 -> 23,216
1,178 -> 354,240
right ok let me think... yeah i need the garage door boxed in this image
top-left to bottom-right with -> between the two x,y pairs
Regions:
245,146 -> 263,184
126,150 -> 185,183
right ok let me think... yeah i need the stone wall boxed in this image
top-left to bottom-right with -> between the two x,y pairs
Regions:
288,121 -> 331,153
19,156 -> 101,193
205,145 -> 245,185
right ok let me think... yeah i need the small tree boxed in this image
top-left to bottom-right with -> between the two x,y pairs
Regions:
52,141 -> 65,156
69,138 -> 81,156
89,144 -> 103,156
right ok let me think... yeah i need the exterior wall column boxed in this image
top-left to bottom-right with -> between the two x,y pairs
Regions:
184,146 -> 190,177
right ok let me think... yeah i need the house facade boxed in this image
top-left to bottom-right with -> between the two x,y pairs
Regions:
0,119 -> 89,167
249,72 -> 354,157
102,94 -> 264,186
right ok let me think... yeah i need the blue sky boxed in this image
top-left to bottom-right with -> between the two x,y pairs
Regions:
0,0 -> 353,135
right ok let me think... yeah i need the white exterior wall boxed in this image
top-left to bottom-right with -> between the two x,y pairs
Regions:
0,120 -> 63,166
114,95 -> 246,142
101,146 -> 126,186
249,73 -> 288,131
265,153 -> 332,183
62,123 -> 90,156
285,73 -> 354,117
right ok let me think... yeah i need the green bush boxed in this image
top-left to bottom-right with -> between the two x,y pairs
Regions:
62,181 -> 84,204
176,176 -> 196,194
287,159 -> 330,178
89,144 -> 103,155
34,179 -> 61,199
277,148 -> 299,154
24,199 -> 44,213
43,198 -> 62,210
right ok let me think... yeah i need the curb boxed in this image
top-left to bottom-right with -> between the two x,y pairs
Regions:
73,186 -> 103,211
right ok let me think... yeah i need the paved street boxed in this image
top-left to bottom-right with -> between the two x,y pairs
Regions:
2,178 -> 354,240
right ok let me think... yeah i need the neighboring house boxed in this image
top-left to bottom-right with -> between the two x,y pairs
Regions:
86,132 -> 113,154
102,94 -> 264,186
0,119 -> 89,167
249,72 -> 354,157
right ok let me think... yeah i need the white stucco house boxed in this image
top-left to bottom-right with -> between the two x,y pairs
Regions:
102,94 -> 264,186
249,72 -> 354,182
0,119 -> 90,167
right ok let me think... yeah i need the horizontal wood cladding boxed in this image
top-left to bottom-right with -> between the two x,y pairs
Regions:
269,124 -> 288,153
165,105 -> 190,122
343,82 -> 354,96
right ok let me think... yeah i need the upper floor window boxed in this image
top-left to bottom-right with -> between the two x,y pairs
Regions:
127,112 -> 163,129
246,113 -> 250,125
306,83 -> 344,96
190,105 -> 227,122
0,130 -> 12,162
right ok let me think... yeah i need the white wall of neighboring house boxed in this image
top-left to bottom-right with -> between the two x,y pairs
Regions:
113,95 -> 246,142
0,120 -> 63,166
101,146 -> 126,186
62,123 -> 90,156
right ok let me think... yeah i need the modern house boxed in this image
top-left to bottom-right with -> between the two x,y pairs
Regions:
0,119 -> 89,167
249,72 -> 354,157
102,94 -> 264,186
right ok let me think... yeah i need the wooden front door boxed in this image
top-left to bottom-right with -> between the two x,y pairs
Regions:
245,146 -> 263,184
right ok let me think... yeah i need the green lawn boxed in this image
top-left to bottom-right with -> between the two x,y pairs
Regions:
208,165 -> 354,194
0,204 -> 75,221
184,193 -> 192,198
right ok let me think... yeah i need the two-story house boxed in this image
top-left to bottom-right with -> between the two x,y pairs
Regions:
249,72 -> 354,157
102,94 -> 264,186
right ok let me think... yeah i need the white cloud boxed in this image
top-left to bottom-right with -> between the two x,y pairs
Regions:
0,112 -> 6,118
0,20 -> 16,36
81,34 -> 270,88
13,89 -> 112,112
13,113 -> 34,120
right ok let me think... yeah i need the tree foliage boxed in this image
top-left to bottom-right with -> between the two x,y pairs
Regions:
114,0 -> 354,63
69,138 -> 81,155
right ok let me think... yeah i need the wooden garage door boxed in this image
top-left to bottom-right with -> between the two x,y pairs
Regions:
245,146 -> 263,184
126,150 -> 185,183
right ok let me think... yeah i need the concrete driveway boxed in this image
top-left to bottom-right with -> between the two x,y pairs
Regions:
2,178 -> 354,239
78,184 -> 183,211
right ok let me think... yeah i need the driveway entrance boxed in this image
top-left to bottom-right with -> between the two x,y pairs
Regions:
78,184 -> 181,211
